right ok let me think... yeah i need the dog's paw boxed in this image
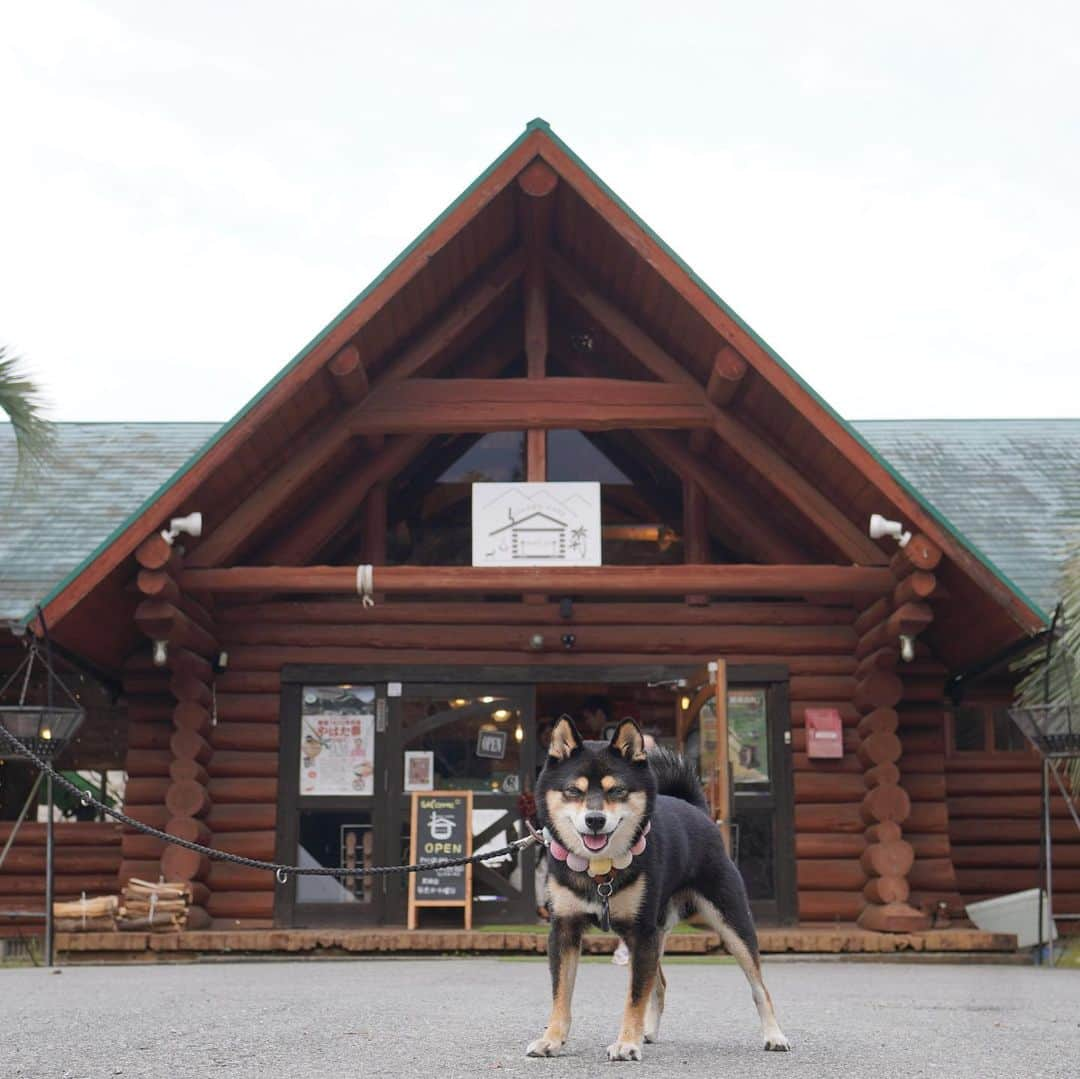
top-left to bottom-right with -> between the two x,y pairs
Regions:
763,1032 -> 792,1052
606,1040 -> 643,1061
526,1036 -> 564,1058
642,1031 -> 657,1044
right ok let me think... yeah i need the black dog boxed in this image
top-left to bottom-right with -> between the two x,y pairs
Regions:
526,716 -> 790,1061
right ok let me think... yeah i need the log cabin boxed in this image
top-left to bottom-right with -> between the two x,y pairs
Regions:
2,120 -> 1078,950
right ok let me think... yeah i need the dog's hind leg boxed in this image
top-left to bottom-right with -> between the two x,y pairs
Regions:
526,915 -> 584,1057
694,894 -> 791,1052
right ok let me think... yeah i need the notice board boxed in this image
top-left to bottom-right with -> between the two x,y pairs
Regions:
408,790 -> 473,930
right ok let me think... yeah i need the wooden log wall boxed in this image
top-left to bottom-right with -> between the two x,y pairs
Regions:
944,705 -> 1080,934
124,532 -> 219,930
852,536 -> 944,932
214,597 -> 872,926
0,821 -> 122,924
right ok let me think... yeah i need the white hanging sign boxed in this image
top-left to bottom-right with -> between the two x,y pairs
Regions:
471,482 -> 602,567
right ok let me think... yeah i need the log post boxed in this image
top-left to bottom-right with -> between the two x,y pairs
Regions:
519,159 -> 556,605
854,538 -> 940,933
133,533 -> 219,925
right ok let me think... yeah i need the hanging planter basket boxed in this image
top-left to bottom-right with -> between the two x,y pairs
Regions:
1008,703 -> 1080,758
0,705 -> 86,758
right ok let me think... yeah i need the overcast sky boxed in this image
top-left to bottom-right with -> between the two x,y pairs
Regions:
1,1 -> 1078,423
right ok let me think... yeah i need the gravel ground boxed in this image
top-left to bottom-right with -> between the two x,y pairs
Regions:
3,956 -> 1079,1078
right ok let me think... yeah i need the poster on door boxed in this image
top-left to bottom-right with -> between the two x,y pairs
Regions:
300,686 -> 376,796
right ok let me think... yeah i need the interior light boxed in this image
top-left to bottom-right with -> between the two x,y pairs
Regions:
492,708 -> 511,722
450,698 -> 469,709
680,696 -> 691,711
514,725 -> 524,743
480,696 -> 495,704
41,727 -> 53,741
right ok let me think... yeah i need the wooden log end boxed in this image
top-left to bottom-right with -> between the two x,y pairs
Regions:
518,158 -> 559,198
857,901 -> 932,933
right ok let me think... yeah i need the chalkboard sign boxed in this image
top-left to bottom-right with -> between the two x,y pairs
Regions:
408,791 -> 473,930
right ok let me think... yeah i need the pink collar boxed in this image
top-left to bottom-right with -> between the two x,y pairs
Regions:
542,822 -> 650,877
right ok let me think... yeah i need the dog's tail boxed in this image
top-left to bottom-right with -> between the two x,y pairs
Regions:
647,745 -> 710,814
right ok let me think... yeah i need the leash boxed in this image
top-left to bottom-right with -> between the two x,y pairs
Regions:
0,724 -> 539,884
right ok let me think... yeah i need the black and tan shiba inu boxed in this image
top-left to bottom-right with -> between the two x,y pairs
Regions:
527,716 -> 790,1062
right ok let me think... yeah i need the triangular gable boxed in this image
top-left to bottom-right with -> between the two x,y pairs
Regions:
29,118 -> 1048,649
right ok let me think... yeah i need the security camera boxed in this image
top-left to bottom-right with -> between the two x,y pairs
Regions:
161,512 -> 203,546
561,633 -> 577,650
869,514 -> 911,548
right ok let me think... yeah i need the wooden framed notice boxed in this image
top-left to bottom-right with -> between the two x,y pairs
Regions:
407,790 -> 473,930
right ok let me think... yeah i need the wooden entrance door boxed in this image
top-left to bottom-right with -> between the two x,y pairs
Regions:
683,663 -> 796,925
383,684 -> 539,925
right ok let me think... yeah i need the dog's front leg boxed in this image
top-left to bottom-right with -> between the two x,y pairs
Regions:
526,915 -> 584,1057
607,930 -> 659,1061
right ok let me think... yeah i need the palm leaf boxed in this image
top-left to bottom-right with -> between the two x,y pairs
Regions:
1015,535 -> 1080,796
0,346 -> 56,486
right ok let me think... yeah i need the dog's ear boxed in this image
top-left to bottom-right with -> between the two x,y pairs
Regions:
548,715 -> 584,761
610,718 -> 647,763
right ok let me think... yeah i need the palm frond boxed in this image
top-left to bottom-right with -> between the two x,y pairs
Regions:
1016,535 -> 1080,796
0,346 -> 56,486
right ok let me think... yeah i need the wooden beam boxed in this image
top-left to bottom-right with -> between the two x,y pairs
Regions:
326,344 -> 369,404
710,407 -> 888,565
264,434 -> 427,566
555,341 -> 805,564
705,345 -> 748,407
352,377 -> 707,433
182,563 -> 892,598
134,600 -> 218,660
551,254 -> 886,565
637,430 -> 808,564
519,157 -> 555,484
682,477 -> 709,606
377,248 -> 525,384
261,333 -> 520,566
186,256 -> 525,569
547,250 -> 698,388
216,600 -> 856,626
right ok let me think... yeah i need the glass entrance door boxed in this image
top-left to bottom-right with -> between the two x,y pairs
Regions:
383,685 -> 539,925
685,667 -> 796,924
275,682 -> 393,927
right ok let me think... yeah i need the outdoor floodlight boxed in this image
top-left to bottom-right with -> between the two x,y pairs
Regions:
869,513 -> 911,547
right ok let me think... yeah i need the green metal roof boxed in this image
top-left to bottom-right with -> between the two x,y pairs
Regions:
3,418 -> 1077,623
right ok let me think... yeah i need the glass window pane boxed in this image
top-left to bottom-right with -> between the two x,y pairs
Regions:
952,706 -> 986,751
547,430 -> 631,483
401,693 -> 524,795
733,812 -> 775,900
297,810 -> 374,904
299,686 -> 376,796
728,688 -> 769,786
992,706 -> 1026,752
438,432 -> 525,482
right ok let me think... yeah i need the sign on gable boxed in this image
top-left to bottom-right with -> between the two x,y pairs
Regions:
471,482 -> 601,567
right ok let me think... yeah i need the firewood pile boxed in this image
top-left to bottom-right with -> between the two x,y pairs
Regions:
52,894 -> 119,932
117,878 -> 194,931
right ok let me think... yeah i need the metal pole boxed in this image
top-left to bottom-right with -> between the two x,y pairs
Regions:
1038,760 -> 1046,965
45,768 -> 55,968
1043,758 -> 1055,967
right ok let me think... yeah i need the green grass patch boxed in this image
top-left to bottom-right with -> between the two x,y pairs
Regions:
1057,938 -> 1080,968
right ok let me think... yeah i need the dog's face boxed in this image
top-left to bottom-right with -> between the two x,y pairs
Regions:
536,716 -> 655,861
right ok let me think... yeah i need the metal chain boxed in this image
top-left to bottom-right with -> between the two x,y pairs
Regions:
0,724 -> 538,883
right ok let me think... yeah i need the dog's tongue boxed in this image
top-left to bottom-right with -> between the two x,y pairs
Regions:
582,833 -> 609,852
